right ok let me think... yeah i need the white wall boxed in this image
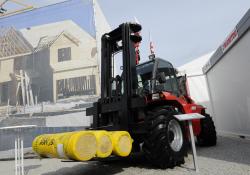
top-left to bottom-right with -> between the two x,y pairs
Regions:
93,0 -> 112,77
93,0 -> 111,64
187,75 -> 212,115
206,30 -> 250,137
46,111 -> 92,127
178,52 -> 214,114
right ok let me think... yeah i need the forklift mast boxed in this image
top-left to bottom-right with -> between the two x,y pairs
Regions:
87,23 -> 145,131
101,23 -> 140,99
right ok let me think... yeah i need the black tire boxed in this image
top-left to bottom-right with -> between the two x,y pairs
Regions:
197,114 -> 217,146
143,108 -> 188,169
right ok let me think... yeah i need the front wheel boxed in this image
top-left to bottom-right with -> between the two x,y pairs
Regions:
143,109 -> 188,169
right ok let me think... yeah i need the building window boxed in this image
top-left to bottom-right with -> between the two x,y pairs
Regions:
56,75 -> 96,99
58,47 -> 71,62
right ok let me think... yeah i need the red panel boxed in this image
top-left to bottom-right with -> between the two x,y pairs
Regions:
160,92 -> 203,135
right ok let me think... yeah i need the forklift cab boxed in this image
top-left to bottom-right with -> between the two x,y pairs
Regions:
136,58 -> 180,96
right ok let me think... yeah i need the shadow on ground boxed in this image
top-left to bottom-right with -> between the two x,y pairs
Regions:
42,153 -> 156,175
197,136 -> 250,165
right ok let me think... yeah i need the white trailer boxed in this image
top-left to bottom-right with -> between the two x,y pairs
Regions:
203,9 -> 250,138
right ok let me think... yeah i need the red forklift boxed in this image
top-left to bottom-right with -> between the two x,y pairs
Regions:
87,23 -> 216,169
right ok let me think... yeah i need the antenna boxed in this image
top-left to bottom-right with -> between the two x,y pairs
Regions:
149,31 -> 156,60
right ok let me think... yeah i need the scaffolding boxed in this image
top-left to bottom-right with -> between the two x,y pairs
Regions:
15,70 -> 34,106
0,27 -> 34,106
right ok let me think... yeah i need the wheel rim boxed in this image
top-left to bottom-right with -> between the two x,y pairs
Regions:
167,119 -> 183,152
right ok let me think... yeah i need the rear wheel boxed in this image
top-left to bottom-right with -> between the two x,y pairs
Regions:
197,114 -> 217,146
143,108 -> 188,169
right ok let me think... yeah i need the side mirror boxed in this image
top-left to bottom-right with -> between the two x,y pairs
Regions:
157,72 -> 166,83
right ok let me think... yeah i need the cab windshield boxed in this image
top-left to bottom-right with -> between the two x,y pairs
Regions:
136,58 -> 179,95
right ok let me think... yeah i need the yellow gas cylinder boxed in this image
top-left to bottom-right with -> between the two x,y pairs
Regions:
32,131 -> 97,161
91,130 -> 113,158
63,131 -> 97,161
109,131 -> 133,157
32,133 -> 58,158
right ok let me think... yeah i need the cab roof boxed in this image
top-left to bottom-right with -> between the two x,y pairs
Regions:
137,58 -> 174,75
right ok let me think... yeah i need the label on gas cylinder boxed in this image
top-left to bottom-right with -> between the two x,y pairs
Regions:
57,144 -> 66,158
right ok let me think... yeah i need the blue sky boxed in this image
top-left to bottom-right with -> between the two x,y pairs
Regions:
2,0 -> 250,66
1,0 -> 95,36
97,0 -> 250,66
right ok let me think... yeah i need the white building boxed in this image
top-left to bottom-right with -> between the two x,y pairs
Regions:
203,9 -> 250,138
0,0 -> 111,105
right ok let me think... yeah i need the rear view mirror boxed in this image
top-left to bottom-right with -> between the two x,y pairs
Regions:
157,72 -> 166,83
